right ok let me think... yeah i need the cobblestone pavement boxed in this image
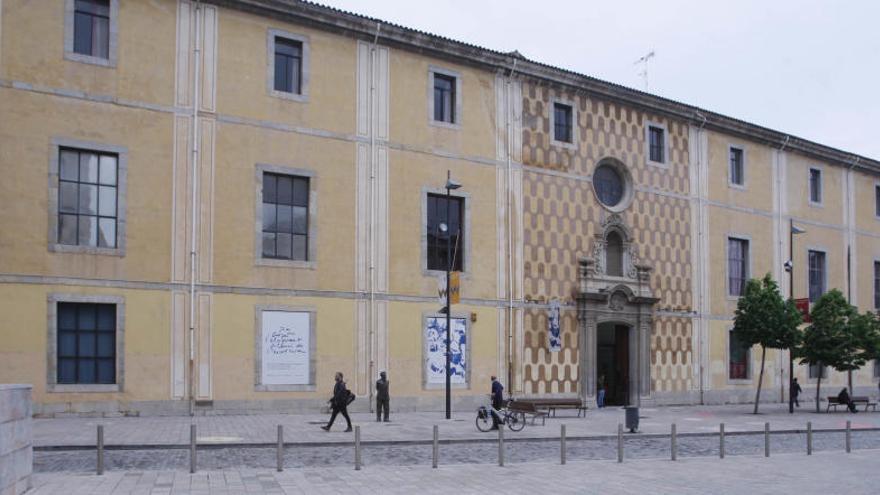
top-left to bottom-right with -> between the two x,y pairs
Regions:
34,430 -> 880,473
34,403 -> 880,448
28,450 -> 880,494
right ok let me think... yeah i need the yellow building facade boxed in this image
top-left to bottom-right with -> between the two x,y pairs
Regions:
0,0 -> 878,416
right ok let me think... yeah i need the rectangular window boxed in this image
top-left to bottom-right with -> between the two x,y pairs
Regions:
553,103 -> 573,143
648,126 -> 665,163
433,74 -> 456,123
809,168 -> 822,204
729,331 -> 749,380
273,37 -> 302,94
427,193 -> 464,271
875,185 -> 880,217
58,148 -> 118,248
57,302 -> 116,384
874,261 -> 880,310
261,173 -> 309,261
73,0 -> 110,59
808,250 -> 826,302
728,238 -> 749,296
729,147 -> 744,186
808,363 -> 828,379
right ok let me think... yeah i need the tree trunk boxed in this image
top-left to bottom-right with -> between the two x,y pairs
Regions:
815,373 -> 822,413
848,370 -> 853,396
753,346 -> 766,414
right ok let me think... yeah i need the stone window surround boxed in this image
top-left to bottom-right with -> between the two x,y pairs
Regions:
805,245 -> 828,303
725,234 -> 752,300
421,311 -> 471,391
726,327 -> 753,384
873,181 -> 880,220
644,120 -> 669,168
63,0 -> 119,68
590,158 -> 634,214
727,143 -> 747,190
266,28 -> 311,103
808,165 -> 824,207
549,96 -> 577,150
873,256 -> 880,310
421,186 -> 472,279
253,305 -> 317,392
48,137 -> 128,256
46,293 -> 125,393
427,65 -> 463,129
254,163 -> 318,269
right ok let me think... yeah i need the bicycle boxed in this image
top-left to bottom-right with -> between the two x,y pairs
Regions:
475,401 -> 525,432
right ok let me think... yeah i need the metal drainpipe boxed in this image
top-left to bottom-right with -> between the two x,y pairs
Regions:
188,1 -> 202,417
367,22 -> 381,412
506,59 -> 517,394
693,112 -> 706,405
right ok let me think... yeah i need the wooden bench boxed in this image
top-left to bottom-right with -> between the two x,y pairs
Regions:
826,396 -> 879,412
517,398 -> 588,418
507,400 -> 549,425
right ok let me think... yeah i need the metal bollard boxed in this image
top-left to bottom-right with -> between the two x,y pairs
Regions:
670,423 -> 677,461
764,422 -> 770,457
806,422 -> 812,455
432,425 -> 439,469
617,423 -> 623,463
560,424 -> 566,465
190,424 -> 197,474
354,425 -> 362,471
97,424 -> 104,475
719,423 -> 725,459
277,425 -> 283,472
845,420 -> 851,454
498,426 -> 505,467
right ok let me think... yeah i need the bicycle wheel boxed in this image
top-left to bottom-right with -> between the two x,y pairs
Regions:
507,411 -> 525,431
475,409 -> 494,432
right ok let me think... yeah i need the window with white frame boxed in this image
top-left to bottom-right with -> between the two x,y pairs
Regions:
808,250 -> 826,302
728,237 -> 749,296
809,168 -> 822,204
729,147 -> 744,186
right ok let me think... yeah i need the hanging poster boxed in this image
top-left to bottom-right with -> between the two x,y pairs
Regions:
425,316 -> 468,385
548,299 -> 562,352
261,311 -> 310,385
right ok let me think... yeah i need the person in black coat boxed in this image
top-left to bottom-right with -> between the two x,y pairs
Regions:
322,372 -> 353,431
791,378 -> 802,408
375,371 -> 390,422
490,375 -> 504,429
837,388 -> 858,413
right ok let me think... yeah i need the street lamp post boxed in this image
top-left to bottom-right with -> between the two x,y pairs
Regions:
441,171 -> 462,420
786,219 -> 806,414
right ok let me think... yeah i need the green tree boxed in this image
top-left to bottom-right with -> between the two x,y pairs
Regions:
850,310 -> 880,392
732,274 -> 802,414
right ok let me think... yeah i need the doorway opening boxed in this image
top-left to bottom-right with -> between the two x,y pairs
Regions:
597,322 -> 630,406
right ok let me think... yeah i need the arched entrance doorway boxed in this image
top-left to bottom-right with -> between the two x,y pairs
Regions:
597,322 -> 630,406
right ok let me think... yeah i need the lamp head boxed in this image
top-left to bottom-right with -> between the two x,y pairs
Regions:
784,260 -> 793,272
445,178 -> 462,190
439,222 -> 448,233
791,225 -> 806,235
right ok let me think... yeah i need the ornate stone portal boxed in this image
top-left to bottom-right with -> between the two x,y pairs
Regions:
578,214 -> 659,406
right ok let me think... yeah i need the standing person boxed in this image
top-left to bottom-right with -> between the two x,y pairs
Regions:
837,388 -> 858,413
322,372 -> 353,432
791,378 -> 802,408
375,371 -> 390,422
490,375 -> 504,430
597,375 -> 606,409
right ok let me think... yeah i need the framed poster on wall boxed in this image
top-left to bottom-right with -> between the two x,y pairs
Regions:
260,310 -> 310,386
424,316 -> 468,386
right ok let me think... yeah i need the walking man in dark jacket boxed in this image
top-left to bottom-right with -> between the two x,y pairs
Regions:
376,371 -> 390,422
490,375 -> 504,429
791,378 -> 802,408
322,372 -> 353,432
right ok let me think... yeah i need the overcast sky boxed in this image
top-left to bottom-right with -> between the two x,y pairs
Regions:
320,0 -> 880,160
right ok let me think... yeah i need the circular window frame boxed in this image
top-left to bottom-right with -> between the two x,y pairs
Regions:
591,158 -> 634,213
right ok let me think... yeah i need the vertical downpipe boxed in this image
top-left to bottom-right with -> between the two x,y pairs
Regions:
505,61 -> 517,393
188,1 -> 202,417
367,23 -> 381,412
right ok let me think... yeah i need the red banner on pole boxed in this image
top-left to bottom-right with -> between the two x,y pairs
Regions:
795,298 -> 811,323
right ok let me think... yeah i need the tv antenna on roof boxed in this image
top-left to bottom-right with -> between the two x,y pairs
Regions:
634,50 -> 655,91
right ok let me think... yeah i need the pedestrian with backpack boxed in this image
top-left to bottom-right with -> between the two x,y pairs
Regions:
322,371 -> 353,432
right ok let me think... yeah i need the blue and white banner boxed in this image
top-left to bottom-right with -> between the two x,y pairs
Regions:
548,300 -> 561,352
425,316 -> 467,385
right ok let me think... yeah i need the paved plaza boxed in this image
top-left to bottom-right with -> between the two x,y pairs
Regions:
28,450 -> 880,494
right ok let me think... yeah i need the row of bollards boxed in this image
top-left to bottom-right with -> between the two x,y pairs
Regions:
91,420 -> 858,474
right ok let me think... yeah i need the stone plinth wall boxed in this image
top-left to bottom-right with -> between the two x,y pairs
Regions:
0,385 -> 32,495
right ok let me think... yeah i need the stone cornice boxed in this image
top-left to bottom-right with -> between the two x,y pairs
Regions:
206,0 -> 879,175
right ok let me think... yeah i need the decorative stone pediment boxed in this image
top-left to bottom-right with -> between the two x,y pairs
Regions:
579,214 -> 655,302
